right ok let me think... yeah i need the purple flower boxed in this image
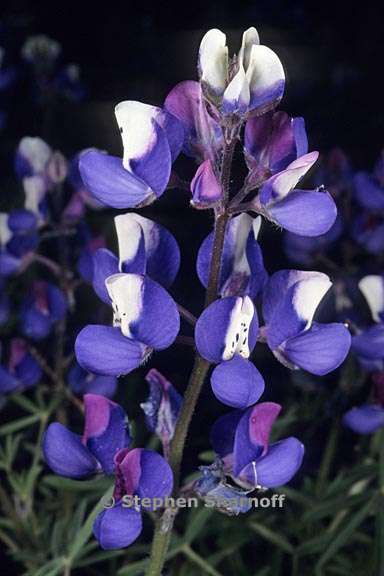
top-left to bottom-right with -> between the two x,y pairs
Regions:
68,363 -> 117,398
43,394 -> 173,550
197,214 -> 267,299
77,235 -> 106,283
92,212 -> 180,304
140,368 -> 182,450
94,446 -> 173,549
0,209 -> 38,277
198,28 -> 285,116
43,394 -> 130,477
351,275 -> 384,370
0,338 -> 42,394
262,270 -> 351,375
15,137 -> 53,181
353,152 -> 384,211
164,80 -> 223,162
253,152 -> 337,237
79,101 -> 184,209
195,295 -> 265,408
195,402 -> 304,513
20,280 -> 67,341
343,373 -> 384,434
75,273 -> 180,376
352,212 -> 384,254
244,111 -> 308,181
190,159 -> 223,208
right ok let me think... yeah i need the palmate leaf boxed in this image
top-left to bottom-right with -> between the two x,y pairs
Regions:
0,414 -> 42,436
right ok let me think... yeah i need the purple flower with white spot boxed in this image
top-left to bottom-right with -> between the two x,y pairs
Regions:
198,28 -> 285,116
352,275 -> 384,370
252,152 -> 337,237
20,280 -> 67,341
75,273 -> 180,376
195,295 -> 265,408
0,209 -> 38,277
0,338 -> 42,394
92,212 -> 180,304
197,213 -> 267,299
68,363 -> 117,398
262,270 -> 351,375
79,101 -> 184,209
15,137 -> 53,181
140,368 -> 183,452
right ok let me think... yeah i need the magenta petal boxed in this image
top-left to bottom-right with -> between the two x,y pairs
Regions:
83,394 -> 131,475
211,355 -> 264,408
118,448 -> 173,506
233,402 -> 281,477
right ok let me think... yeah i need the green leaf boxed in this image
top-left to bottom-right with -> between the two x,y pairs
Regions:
249,521 -> 294,554
316,495 -> 376,569
184,507 -> 214,544
0,414 -> 42,436
42,475 -> 112,493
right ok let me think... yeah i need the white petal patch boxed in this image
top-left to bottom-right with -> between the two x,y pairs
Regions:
114,213 -> 160,269
105,273 -> 144,338
223,296 -> 255,360
114,101 -> 162,170
0,213 -> 11,246
245,45 -> 285,102
23,176 -> 46,220
228,214 -> 254,277
292,272 -> 332,327
238,27 -> 260,71
268,151 -> 319,201
18,137 -> 52,174
198,29 -> 228,95
223,64 -> 250,112
359,275 -> 384,323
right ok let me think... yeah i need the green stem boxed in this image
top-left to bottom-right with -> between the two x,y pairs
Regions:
145,136 -> 236,576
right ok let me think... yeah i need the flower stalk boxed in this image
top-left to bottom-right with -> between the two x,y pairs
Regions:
145,136 -> 237,576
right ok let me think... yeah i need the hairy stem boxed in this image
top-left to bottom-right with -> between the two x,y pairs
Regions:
145,137 -> 236,576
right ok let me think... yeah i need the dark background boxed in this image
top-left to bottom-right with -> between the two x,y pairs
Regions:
1,0 -> 384,164
0,1 -> 383,573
